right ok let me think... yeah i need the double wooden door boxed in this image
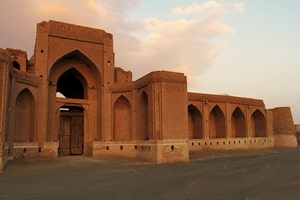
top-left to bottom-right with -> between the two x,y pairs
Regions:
58,110 -> 84,155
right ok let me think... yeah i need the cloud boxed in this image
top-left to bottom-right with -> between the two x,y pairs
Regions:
0,0 -> 238,89
232,2 -> 245,13
172,1 -> 223,16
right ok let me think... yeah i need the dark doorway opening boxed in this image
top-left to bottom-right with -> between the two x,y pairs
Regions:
58,106 -> 84,155
57,68 -> 86,99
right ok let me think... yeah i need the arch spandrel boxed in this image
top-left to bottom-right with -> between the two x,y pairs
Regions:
49,50 -> 102,86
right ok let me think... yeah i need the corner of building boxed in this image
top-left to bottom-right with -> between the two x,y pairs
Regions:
271,107 -> 298,147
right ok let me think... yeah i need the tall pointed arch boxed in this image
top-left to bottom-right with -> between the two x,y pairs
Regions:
14,89 -> 36,142
188,104 -> 203,139
56,68 -> 87,99
113,96 -> 131,141
138,91 -> 149,140
251,109 -> 267,137
209,105 -> 226,138
47,49 -> 102,142
231,107 -> 246,138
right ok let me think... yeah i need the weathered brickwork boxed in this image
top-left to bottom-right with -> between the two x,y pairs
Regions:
0,20 -> 297,171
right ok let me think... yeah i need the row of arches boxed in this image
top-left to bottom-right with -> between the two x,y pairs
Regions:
188,105 -> 267,139
13,90 -> 269,143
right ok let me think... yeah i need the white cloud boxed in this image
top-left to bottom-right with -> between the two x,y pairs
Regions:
232,2 -> 245,13
0,0 -> 237,89
172,1 -> 223,16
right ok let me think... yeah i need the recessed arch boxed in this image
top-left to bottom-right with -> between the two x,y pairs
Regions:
231,107 -> 246,138
47,49 -> 102,143
56,68 -> 87,99
209,105 -> 226,138
113,95 -> 131,141
138,91 -> 149,140
251,109 -> 267,137
51,49 -> 102,77
14,89 -> 35,142
49,49 -> 102,88
188,104 -> 203,139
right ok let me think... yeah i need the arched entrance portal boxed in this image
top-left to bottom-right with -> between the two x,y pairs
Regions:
58,106 -> 84,155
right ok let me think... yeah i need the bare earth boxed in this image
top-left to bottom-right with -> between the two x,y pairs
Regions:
1,148 -> 300,200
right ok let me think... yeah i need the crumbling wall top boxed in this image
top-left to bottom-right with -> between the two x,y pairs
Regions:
188,92 -> 265,106
0,48 -> 7,62
45,20 -> 112,44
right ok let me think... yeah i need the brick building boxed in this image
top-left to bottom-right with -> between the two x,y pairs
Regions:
0,20 -> 297,170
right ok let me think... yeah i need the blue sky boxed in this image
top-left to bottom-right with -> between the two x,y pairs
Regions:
0,0 -> 299,123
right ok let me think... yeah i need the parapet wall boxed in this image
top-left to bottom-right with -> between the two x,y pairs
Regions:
189,137 -> 274,151
47,20 -> 110,44
89,140 -> 189,164
188,92 -> 265,106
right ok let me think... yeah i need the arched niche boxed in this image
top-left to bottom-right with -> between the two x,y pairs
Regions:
231,107 -> 246,138
113,95 -> 131,141
56,68 -> 87,99
188,104 -> 203,139
14,89 -> 36,142
251,109 -> 267,137
209,105 -> 226,138
138,91 -> 149,140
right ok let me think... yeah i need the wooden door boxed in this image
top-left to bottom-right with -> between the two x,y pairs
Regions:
59,110 -> 83,155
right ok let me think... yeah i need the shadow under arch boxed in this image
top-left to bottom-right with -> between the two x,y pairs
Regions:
188,104 -> 203,139
113,95 -> 131,141
231,107 -> 246,138
57,68 -> 87,99
15,88 -> 36,142
138,91 -> 149,140
251,109 -> 267,137
209,105 -> 226,138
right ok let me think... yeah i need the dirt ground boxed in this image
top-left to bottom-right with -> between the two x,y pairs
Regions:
1,148 -> 300,200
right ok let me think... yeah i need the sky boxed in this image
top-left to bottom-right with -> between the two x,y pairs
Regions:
0,0 -> 299,123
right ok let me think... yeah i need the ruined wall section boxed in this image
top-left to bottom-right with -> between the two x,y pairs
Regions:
6,49 -> 28,72
272,107 -> 297,147
0,49 -> 9,171
114,67 -> 132,83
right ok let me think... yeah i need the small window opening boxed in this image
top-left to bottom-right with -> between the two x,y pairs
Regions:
171,145 -> 174,151
12,61 -> 20,70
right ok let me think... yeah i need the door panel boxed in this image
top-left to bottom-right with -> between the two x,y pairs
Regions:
59,116 -> 71,155
70,116 -> 83,155
59,111 -> 83,155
